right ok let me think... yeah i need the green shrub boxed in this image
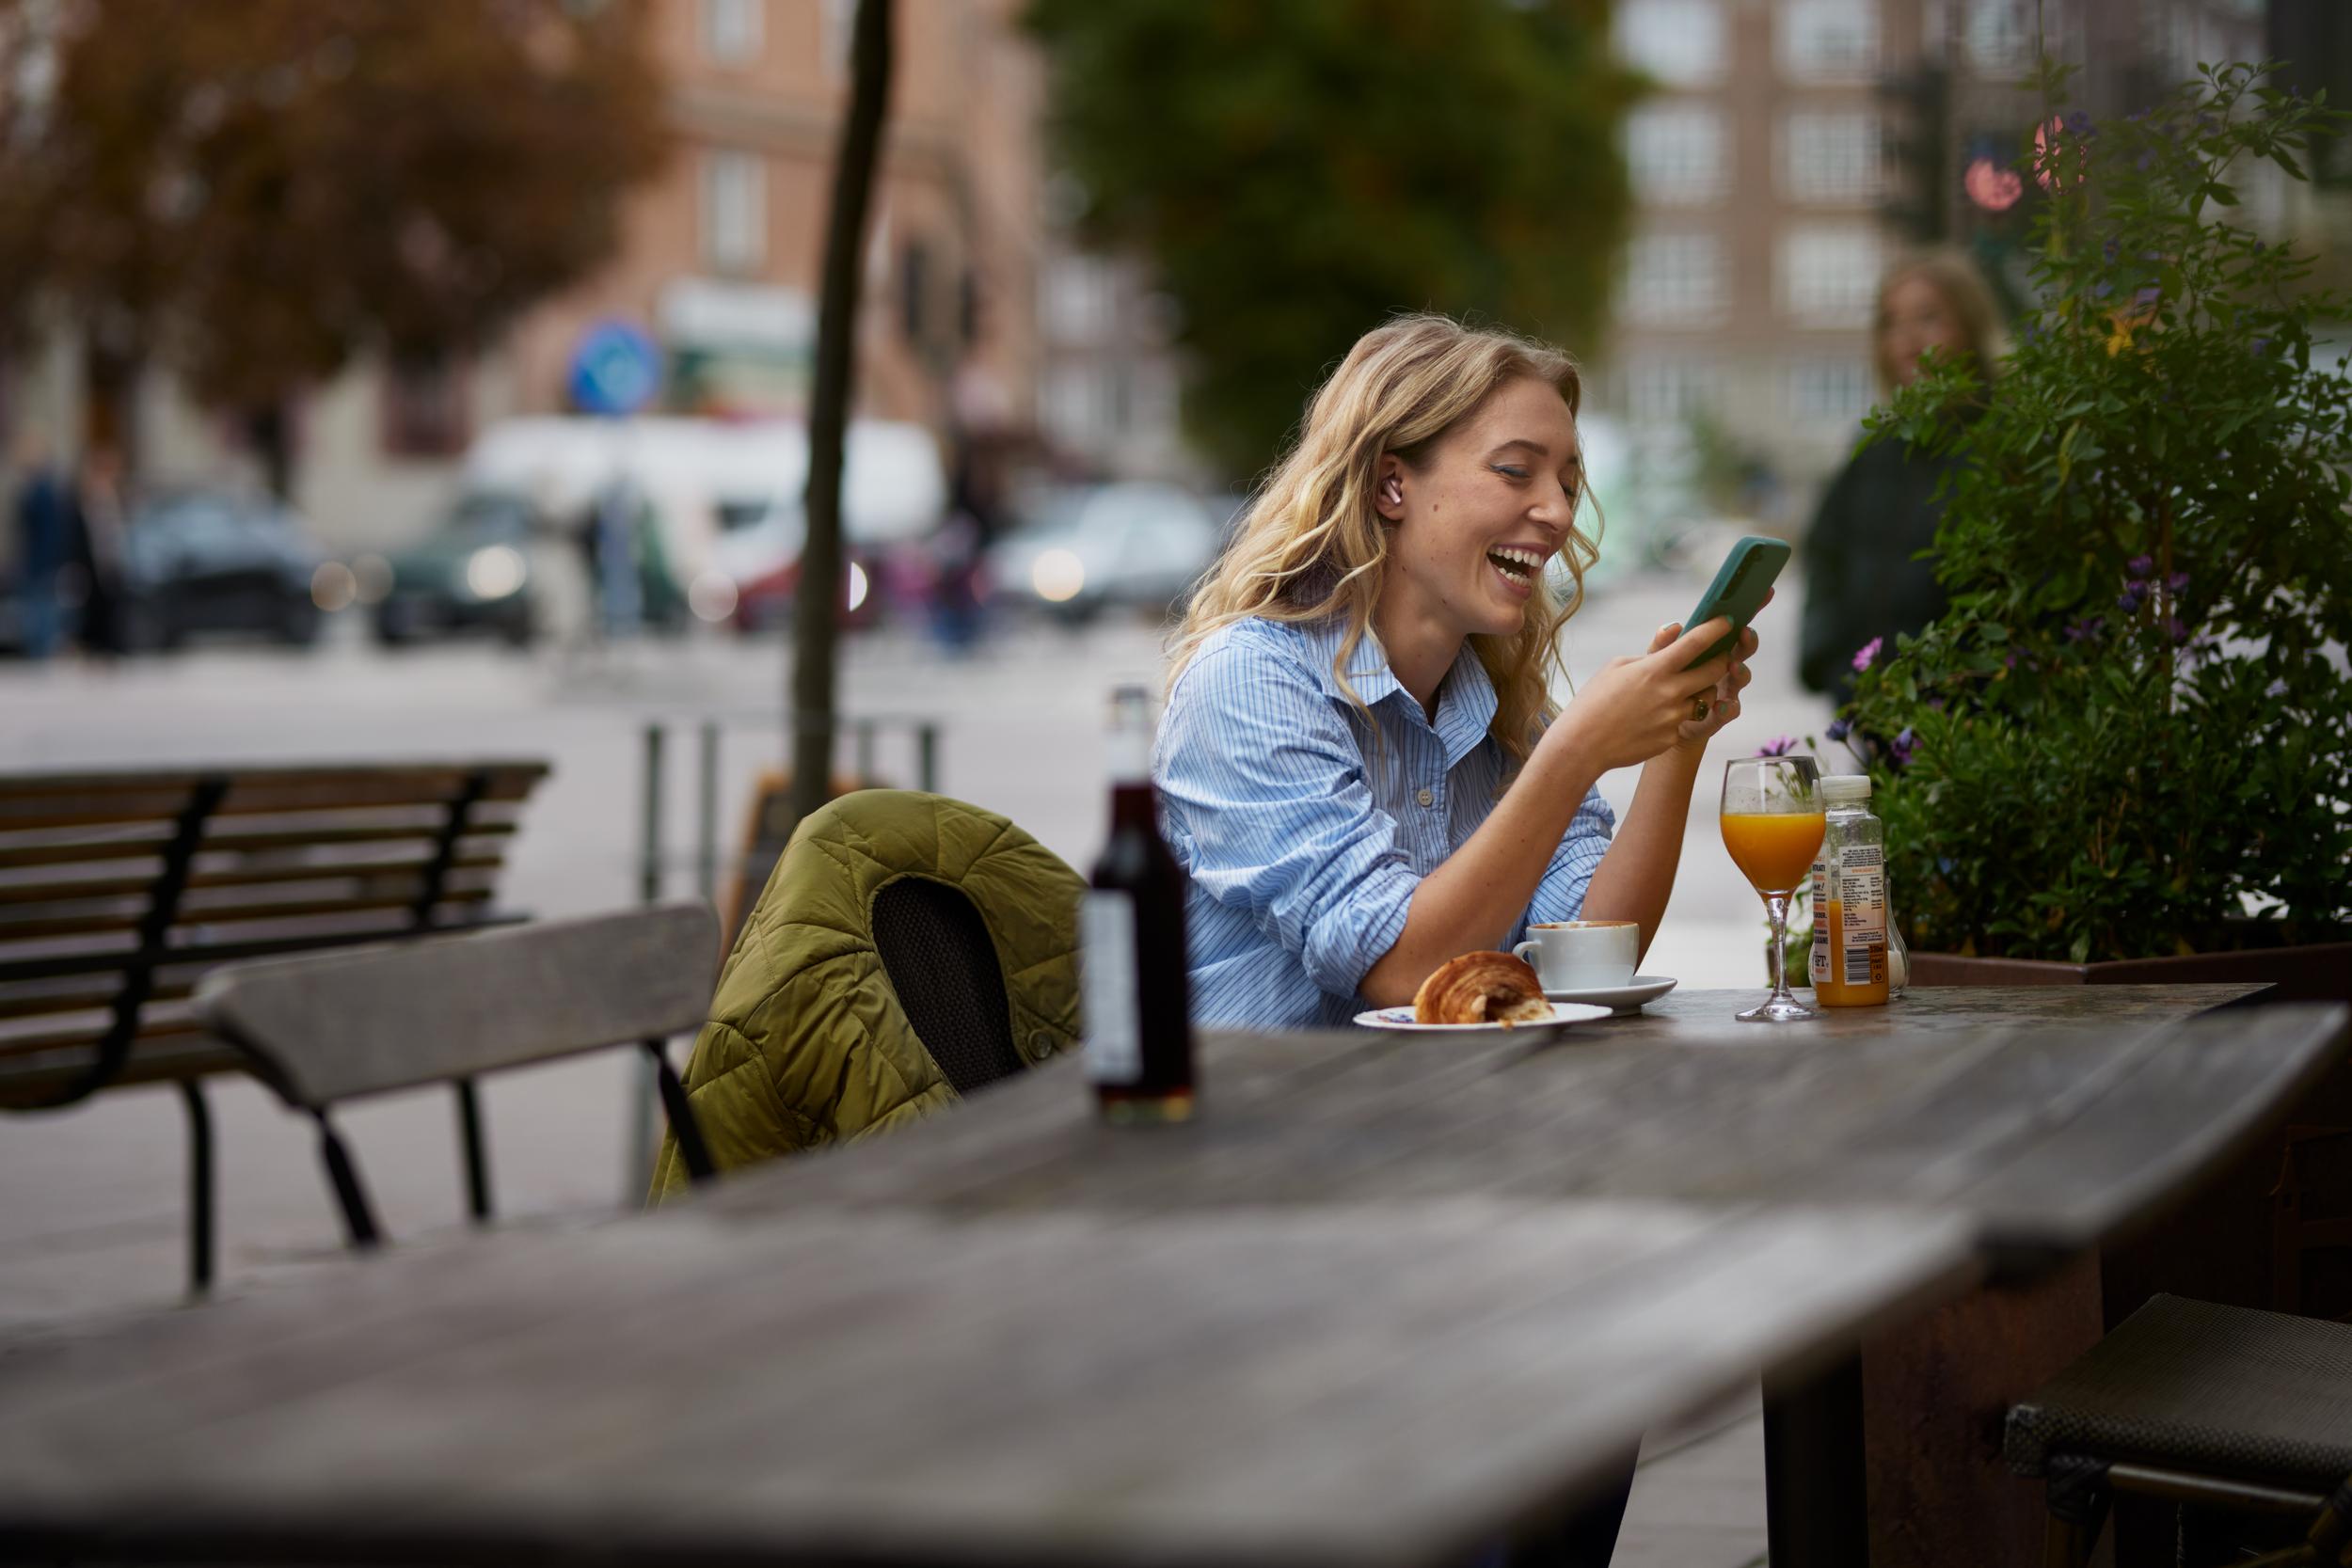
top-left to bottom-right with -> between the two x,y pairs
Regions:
1843,62 -> 2352,962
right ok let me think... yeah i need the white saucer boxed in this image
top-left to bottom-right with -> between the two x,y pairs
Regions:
1539,975 -> 1679,1016
1353,1001 -> 1613,1035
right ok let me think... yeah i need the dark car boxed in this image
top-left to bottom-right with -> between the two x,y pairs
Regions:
119,491 -> 328,649
374,491 -> 540,648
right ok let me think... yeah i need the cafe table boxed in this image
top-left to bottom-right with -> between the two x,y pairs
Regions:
0,986 -> 2343,1568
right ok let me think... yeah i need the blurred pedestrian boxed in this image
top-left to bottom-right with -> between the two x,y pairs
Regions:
1799,247 -> 2006,701
10,426 -> 71,660
70,446 -> 132,657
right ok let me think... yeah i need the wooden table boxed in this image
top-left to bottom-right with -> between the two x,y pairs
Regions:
0,987 -> 2342,1568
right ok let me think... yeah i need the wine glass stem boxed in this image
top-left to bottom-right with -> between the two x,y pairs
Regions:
1764,892 -> 1793,1001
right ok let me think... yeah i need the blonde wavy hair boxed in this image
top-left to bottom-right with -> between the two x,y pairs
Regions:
1170,312 -> 1597,779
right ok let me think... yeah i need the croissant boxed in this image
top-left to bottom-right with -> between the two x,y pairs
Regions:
1413,951 -> 1552,1026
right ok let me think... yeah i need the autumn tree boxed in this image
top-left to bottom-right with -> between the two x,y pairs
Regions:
1024,0 -> 1643,480
0,0 -> 667,496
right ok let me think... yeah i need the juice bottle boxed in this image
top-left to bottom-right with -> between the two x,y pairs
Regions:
1809,775 -> 1890,1006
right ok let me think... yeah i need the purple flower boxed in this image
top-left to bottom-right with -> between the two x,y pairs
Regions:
2136,150 -> 2154,171
1928,695 -> 1947,711
2103,237 -> 2121,261
1851,637 -> 1883,673
1825,717 -> 1851,742
2252,336 -> 2272,356
2064,616 -> 2106,642
1889,727 -> 1916,768
1758,736 -> 1797,757
2118,582 -> 2149,612
2066,110 -> 2093,136
2166,570 -> 2190,594
2168,616 -> 2190,645
2126,554 -> 2155,578
2253,239 -> 2269,255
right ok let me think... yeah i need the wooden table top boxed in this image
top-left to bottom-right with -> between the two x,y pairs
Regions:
3,984 -> 2340,1568
0,1200 -> 1972,1568
715,987 -> 2342,1267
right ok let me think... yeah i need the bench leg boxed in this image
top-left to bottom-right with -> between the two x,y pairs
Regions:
453,1078 -> 493,1223
313,1112 -> 382,1250
644,1038 -> 717,1184
179,1081 -> 215,1296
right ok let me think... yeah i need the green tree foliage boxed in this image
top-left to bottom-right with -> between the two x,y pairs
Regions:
1839,63 -> 2352,962
0,0 -> 666,491
1024,0 -> 1641,479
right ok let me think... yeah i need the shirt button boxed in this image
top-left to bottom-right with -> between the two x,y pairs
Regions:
1416,787 -> 1436,808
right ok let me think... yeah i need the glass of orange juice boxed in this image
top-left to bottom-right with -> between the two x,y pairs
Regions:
1721,754 -> 1825,1022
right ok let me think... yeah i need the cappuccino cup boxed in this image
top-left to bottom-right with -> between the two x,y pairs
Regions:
1512,920 -> 1638,992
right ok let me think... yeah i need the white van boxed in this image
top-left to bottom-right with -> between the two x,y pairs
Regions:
461,415 -> 946,626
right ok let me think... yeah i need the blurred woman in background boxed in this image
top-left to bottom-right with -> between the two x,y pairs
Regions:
1799,247 -> 2006,702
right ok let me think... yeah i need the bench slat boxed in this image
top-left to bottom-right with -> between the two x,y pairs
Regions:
0,822 -> 517,869
0,852 -> 507,906
0,762 -> 548,802
0,886 -> 497,942
198,906 -> 718,1105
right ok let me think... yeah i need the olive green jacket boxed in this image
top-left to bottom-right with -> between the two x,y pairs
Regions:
650,790 -> 1084,1199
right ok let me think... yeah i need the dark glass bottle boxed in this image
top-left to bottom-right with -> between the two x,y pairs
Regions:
1084,685 -> 1195,1123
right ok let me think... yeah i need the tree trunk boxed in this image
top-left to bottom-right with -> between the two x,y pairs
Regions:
246,402 -> 295,502
790,0 -> 895,829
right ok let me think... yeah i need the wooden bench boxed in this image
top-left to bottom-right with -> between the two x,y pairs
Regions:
0,760 -> 551,1291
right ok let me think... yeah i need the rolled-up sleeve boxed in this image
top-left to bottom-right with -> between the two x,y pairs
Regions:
1514,785 -> 1616,944
1155,642 -> 1417,1000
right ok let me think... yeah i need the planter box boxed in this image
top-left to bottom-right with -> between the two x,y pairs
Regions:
1888,942 -> 2352,1564
1911,942 -> 2352,1004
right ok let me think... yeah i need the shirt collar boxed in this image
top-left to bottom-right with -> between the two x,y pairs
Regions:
1292,616 -> 1498,766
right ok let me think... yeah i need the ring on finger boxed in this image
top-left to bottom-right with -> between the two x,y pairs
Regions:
1690,695 -> 1709,722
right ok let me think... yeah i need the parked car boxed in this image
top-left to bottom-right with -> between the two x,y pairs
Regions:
119,491 -> 330,649
373,490 -> 544,647
985,483 -> 1226,624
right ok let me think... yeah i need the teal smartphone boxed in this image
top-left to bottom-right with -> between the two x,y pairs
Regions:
1681,536 -> 1789,669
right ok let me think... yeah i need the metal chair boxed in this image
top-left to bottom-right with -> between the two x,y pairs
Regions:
195,903 -> 721,1250
2007,1293 -> 2352,1566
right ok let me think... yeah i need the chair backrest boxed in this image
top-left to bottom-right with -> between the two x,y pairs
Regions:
0,761 -> 548,1106
195,903 -> 719,1109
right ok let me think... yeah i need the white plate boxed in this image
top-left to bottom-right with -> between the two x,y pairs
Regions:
1353,1001 -> 1613,1034
1540,974 -> 1679,1016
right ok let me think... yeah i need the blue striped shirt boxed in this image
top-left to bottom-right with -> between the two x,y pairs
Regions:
1154,614 -> 1616,1030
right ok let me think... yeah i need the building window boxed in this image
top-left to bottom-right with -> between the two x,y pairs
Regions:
1041,255 -> 1114,344
1780,0 -> 1879,82
381,357 -> 469,458
702,149 -> 766,274
1780,227 -> 1881,326
1613,0 -> 1723,87
1786,356 -> 1876,426
1784,112 -> 1884,204
1624,233 -> 1726,326
1628,105 -> 1725,206
1619,360 -> 1714,427
1964,0 -> 2035,76
702,0 -> 762,63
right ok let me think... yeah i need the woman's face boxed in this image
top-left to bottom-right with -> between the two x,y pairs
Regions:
1375,375 -> 1581,642
1882,274 -> 1970,388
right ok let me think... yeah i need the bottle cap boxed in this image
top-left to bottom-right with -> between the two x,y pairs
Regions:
1821,773 -> 1873,803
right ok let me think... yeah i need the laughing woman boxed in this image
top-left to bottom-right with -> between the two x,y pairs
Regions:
1156,313 -> 1761,1031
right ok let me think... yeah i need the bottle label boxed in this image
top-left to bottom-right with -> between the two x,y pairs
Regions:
1081,891 -> 1141,1085
1834,843 -> 1887,987
1809,857 -> 1829,986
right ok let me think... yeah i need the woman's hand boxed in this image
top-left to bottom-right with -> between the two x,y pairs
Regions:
1655,613 -> 1760,750
1549,618 -> 1738,772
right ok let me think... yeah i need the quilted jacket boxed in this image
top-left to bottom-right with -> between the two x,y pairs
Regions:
650,789 -> 1084,1199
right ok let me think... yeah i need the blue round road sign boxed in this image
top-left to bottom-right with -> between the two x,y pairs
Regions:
567,321 -> 662,416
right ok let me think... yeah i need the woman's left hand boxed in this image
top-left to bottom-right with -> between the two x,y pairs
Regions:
1642,613 -> 1759,751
